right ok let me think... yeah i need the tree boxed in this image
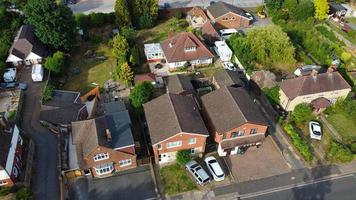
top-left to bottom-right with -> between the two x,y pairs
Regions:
176,150 -> 192,165
243,25 -> 296,68
132,0 -> 158,28
112,34 -> 129,64
293,1 -> 314,21
44,51 -> 65,74
291,103 -> 313,125
118,62 -> 134,86
129,45 -> 141,66
114,0 -> 131,27
314,0 -> 329,20
24,0 -> 77,51
120,26 -> 137,45
129,81 -> 154,111
262,85 -> 280,106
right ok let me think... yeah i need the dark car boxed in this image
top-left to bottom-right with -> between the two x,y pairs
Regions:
0,82 -> 28,91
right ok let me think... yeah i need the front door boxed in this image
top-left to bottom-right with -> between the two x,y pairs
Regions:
225,148 -> 232,156
159,153 -> 169,164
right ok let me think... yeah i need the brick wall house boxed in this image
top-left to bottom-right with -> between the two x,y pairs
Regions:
201,86 -> 269,156
144,93 -> 209,164
206,1 -> 250,30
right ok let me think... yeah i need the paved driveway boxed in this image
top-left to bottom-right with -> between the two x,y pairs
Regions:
19,67 -> 59,200
68,166 -> 157,200
226,136 -> 291,182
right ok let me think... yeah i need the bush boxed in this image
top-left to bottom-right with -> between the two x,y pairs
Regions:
129,81 -> 154,112
284,123 -> 313,161
90,35 -> 102,44
340,52 -> 352,63
16,187 -> 32,200
262,85 -> 280,106
350,143 -> 356,154
0,187 -> 10,197
176,150 -> 192,165
44,51 -> 65,74
175,11 -> 182,19
291,103 -> 313,125
327,141 -> 354,163
42,84 -> 54,103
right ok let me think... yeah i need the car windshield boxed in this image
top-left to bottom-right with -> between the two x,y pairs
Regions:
208,160 -> 217,164
313,130 -> 321,135
195,166 -> 202,171
190,164 -> 198,168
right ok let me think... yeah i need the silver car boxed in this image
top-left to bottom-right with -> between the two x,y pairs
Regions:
185,160 -> 210,185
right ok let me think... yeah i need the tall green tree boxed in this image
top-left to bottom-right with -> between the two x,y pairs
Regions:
132,0 -> 158,28
24,0 -> 77,51
114,0 -> 131,27
112,34 -> 129,64
314,0 -> 329,20
129,81 -> 154,111
44,51 -> 65,74
118,62 -> 134,86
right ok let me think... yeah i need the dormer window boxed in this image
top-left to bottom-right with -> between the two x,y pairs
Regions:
185,47 -> 196,52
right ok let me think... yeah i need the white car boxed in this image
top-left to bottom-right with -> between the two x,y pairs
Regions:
223,62 -> 237,71
204,156 -> 225,181
245,13 -> 254,21
309,121 -> 322,140
3,68 -> 17,83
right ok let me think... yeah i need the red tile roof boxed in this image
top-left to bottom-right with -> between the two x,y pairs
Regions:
134,73 -> 156,84
160,32 -> 214,63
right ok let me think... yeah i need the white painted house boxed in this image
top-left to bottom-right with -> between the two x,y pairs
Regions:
144,43 -> 165,62
6,25 -> 47,66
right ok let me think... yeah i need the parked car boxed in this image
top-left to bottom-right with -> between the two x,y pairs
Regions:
309,121 -> 322,140
185,160 -> 210,185
3,68 -> 17,83
223,62 -> 237,71
245,13 -> 254,21
0,82 -> 28,91
204,156 -> 225,182
31,64 -> 44,82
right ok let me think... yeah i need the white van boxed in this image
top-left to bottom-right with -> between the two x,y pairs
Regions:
214,41 -> 233,62
31,64 -> 44,82
219,29 -> 238,40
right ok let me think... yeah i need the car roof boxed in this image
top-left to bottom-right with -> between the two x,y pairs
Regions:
312,123 -> 321,132
185,160 -> 198,168
196,167 -> 209,179
210,162 -> 224,176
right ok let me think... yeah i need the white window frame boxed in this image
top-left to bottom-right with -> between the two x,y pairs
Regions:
185,47 -> 196,52
119,159 -> 132,167
0,180 -> 8,186
190,148 -> 196,154
93,152 -> 109,162
94,163 -> 114,175
188,138 -> 196,145
167,141 -> 182,148
157,144 -> 162,150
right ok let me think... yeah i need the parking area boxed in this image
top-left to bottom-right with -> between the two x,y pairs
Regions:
68,166 -> 157,200
226,136 -> 291,182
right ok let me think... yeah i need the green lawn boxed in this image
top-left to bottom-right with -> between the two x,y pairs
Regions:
63,40 -> 115,93
326,112 -> 356,144
160,164 -> 197,195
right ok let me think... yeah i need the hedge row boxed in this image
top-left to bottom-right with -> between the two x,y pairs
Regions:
284,123 -> 313,161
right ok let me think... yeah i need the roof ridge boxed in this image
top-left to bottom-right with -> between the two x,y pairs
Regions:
225,86 -> 247,123
167,93 -> 183,133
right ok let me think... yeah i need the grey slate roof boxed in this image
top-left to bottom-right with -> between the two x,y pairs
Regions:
103,100 -> 127,114
106,110 -> 134,149
207,1 -> 249,19
213,69 -> 247,88
201,86 -> 268,133
144,93 -> 208,144
166,74 -> 195,95
43,90 -> 80,107
9,25 -> 46,59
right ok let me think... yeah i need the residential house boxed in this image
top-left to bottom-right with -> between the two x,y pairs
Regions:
206,2 -> 251,30
39,90 -> 88,125
160,32 -> 214,70
186,6 -> 208,28
166,74 -> 195,95
201,21 -> 220,45
6,25 -> 47,66
144,43 -> 165,63
144,93 -> 209,164
280,71 -> 352,111
212,69 -> 248,89
201,86 -> 269,157
0,125 -> 24,187
329,3 -> 347,18
69,101 -> 136,177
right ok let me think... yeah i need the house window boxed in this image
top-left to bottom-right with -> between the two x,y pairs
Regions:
190,148 -> 196,154
0,180 -> 7,186
157,144 -> 162,150
119,159 -> 132,167
167,141 -> 182,148
250,128 -> 258,134
93,153 -> 109,162
232,130 -> 244,138
185,47 -> 196,52
18,136 -> 23,145
188,138 -> 196,145
94,163 -> 114,175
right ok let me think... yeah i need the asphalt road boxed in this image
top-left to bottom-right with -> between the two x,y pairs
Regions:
242,174 -> 356,200
20,67 -> 59,200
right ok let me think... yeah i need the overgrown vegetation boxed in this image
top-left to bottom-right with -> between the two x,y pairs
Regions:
0,187 -> 10,197
291,103 -> 314,125
262,86 -> 280,106
160,164 -> 197,195
75,12 -> 115,30
176,150 -> 192,166
41,84 -> 54,103
284,123 -> 313,161
16,187 -> 32,200
129,81 -> 154,112
44,51 -> 65,74
327,141 -> 354,162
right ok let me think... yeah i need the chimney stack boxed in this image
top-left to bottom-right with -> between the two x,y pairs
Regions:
310,69 -> 318,77
106,129 -> 112,142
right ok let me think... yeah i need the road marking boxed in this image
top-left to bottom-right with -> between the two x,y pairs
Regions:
240,174 -> 354,199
